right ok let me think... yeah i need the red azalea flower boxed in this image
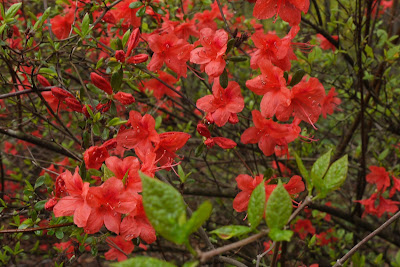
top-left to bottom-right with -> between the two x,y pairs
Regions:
105,236 -> 135,262
116,111 -> 160,155
321,87 -> 341,118
120,196 -> 156,244
85,177 -> 139,234
197,79 -> 244,127
293,219 -> 315,239
190,28 -> 228,78
233,174 -> 264,212
366,166 -> 391,192
250,26 -> 299,71
316,34 -> 338,51
253,0 -> 310,26
147,32 -> 193,78
241,110 -> 301,157
154,132 -> 191,168
376,196 -> 400,218
84,146 -> 110,170
141,70 -> 181,99
276,77 -> 325,128
105,156 -> 142,193
246,60 -> 291,118
53,168 -> 92,227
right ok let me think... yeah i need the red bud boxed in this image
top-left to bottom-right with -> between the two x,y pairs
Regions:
126,54 -> 148,64
126,28 -> 140,57
65,97 -> 83,113
90,72 -> 113,95
37,75 -> 51,87
113,92 -> 135,105
51,87 -> 74,100
115,50 -> 126,63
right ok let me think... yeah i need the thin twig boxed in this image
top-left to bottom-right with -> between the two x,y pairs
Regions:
0,222 -> 74,233
199,230 -> 269,263
333,210 -> 400,266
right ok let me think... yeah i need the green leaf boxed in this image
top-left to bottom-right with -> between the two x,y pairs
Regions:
323,155 -> 348,193
136,6 -> 146,17
265,180 -> 292,230
140,173 -> 187,244
184,201 -> 212,237
111,67 -> 123,91
5,3 -> 22,19
210,225 -> 252,240
177,165 -> 186,183
111,256 -> 177,267
226,38 -> 235,54
248,183 -> 265,229
34,175 -> 47,189
310,149 -> 331,192
289,69 -> 306,86
33,7 -> 51,31
92,123 -> 100,136
81,13 -> 90,36
102,165 -> 115,181
122,29 -> 131,47
294,152 -> 311,190
129,2 -> 143,9
268,229 -> 293,242
107,117 -> 128,127
220,68 -> 228,88
55,229 -> 64,239
34,200 -> 47,211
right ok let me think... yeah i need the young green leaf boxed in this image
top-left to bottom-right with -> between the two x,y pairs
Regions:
310,149 -> 331,192
140,173 -> 187,244
183,201 -> 212,237
5,3 -> 22,19
265,180 -> 292,231
111,67 -> 123,91
268,228 -> 293,242
81,13 -> 90,36
129,2 -> 143,9
248,182 -> 265,229
210,225 -> 252,239
294,152 -> 311,190
324,154 -> 348,193
136,6 -> 146,17
111,256 -> 177,267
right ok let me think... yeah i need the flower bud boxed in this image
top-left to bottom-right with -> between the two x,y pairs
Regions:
96,100 -> 111,113
115,50 -> 126,63
197,122 -> 211,138
90,72 -> 113,95
65,97 -> 83,113
126,28 -> 140,57
37,75 -> 51,87
126,54 -> 148,64
101,138 -> 117,150
113,92 -> 135,105
51,87 -> 74,100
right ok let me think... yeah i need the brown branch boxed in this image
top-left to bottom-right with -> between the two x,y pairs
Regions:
0,128 -> 82,161
333,210 -> 400,266
0,88 -> 50,99
199,230 -> 269,263
0,222 -> 74,234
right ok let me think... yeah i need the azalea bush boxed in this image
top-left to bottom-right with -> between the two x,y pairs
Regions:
0,0 -> 399,266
